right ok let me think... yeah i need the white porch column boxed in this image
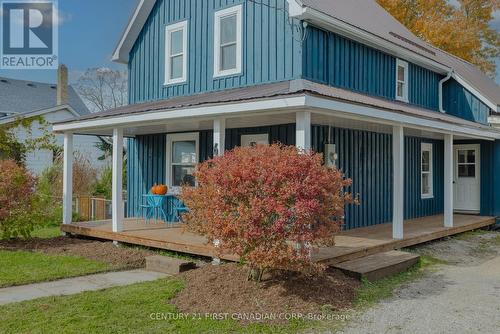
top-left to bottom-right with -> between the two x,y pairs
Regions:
213,118 -> 226,156
112,128 -> 124,233
296,111 -> 311,151
62,132 -> 73,225
392,125 -> 404,239
444,134 -> 454,227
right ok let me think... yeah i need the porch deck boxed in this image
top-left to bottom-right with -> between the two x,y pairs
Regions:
61,214 -> 496,264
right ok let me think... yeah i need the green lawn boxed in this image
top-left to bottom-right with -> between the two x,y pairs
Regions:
30,225 -> 62,239
0,278 -> 312,334
0,257 -> 441,334
0,250 -> 109,288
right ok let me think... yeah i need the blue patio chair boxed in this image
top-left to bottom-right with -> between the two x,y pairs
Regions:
138,194 -> 154,224
173,204 -> 189,223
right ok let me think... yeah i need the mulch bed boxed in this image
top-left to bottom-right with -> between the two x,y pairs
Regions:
171,263 -> 359,323
0,237 -> 153,270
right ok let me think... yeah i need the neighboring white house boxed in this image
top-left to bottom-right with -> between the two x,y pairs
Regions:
0,65 -> 108,175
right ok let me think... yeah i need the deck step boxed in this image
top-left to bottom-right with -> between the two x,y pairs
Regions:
145,255 -> 196,275
333,250 -> 420,281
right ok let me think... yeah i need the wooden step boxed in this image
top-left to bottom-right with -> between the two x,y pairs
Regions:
333,250 -> 420,281
145,255 -> 196,275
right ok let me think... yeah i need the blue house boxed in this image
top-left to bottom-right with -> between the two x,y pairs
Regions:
56,0 -> 500,244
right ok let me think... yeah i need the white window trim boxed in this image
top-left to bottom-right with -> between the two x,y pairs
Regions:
395,59 -> 409,103
165,20 -> 188,85
166,132 -> 199,190
213,4 -> 243,78
421,142 -> 433,199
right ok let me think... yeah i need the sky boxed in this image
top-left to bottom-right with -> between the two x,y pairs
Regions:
0,0 -> 137,84
0,0 -> 499,85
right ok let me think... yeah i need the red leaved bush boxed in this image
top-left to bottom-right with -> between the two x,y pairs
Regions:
180,144 -> 356,277
0,160 -> 38,238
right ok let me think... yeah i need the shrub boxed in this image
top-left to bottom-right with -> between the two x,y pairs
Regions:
93,166 -> 112,199
41,152 -> 99,198
0,160 -> 40,238
180,144 -> 356,280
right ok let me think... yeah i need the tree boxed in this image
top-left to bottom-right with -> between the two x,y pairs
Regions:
75,68 -> 128,113
378,0 -> 500,77
180,144 -> 356,281
0,116 -> 58,165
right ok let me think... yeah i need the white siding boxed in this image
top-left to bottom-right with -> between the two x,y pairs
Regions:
12,108 -> 109,175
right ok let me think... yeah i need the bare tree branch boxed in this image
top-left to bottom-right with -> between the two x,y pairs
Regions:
75,68 -> 128,112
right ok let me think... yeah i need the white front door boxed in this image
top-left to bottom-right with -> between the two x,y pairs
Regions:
453,145 -> 480,213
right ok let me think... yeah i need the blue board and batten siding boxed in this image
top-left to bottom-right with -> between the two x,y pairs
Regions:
126,125 -> 295,219
443,79 -> 491,124
303,26 -> 444,112
128,0 -> 302,104
128,125 -> 447,229
311,126 -> 444,230
129,2 -> 491,125
303,27 -> 396,101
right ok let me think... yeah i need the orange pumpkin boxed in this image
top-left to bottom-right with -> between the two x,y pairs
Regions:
151,184 -> 168,195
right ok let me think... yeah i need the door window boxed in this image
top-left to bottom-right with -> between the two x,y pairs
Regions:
457,149 -> 476,178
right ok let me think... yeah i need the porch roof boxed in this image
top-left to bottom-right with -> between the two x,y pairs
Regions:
53,79 -> 500,140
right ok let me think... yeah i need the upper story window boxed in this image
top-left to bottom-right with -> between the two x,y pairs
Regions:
165,21 -> 188,85
395,59 -> 409,102
421,143 -> 433,199
214,5 -> 242,78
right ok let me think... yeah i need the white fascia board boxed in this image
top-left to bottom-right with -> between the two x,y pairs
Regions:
488,115 -> 500,124
304,95 -> 500,140
452,73 -> 498,111
53,94 -> 500,140
0,105 -> 79,125
111,0 -> 156,64
297,8 -> 451,75
52,96 -> 308,132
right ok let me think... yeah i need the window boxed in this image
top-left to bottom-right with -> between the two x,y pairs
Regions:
457,149 -> 476,178
240,133 -> 269,147
165,21 -> 188,85
395,59 -> 409,102
421,143 -> 433,198
166,133 -> 199,188
214,5 -> 242,77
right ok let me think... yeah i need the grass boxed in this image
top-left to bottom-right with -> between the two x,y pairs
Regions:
0,250 -> 109,288
0,278 -> 311,334
0,256 -> 443,334
121,243 -> 205,262
30,225 -> 62,239
452,228 -> 489,240
354,255 -> 443,309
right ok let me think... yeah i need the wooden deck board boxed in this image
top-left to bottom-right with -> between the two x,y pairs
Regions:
334,251 -> 420,281
61,214 -> 496,264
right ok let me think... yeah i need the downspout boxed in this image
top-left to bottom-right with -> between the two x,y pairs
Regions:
439,71 -> 453,113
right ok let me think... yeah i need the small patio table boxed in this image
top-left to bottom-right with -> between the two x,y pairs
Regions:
140,193 -> 189,226
141,194 -> 169,224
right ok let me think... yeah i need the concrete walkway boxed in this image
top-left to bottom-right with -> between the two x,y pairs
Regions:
0,270 -> 168,305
